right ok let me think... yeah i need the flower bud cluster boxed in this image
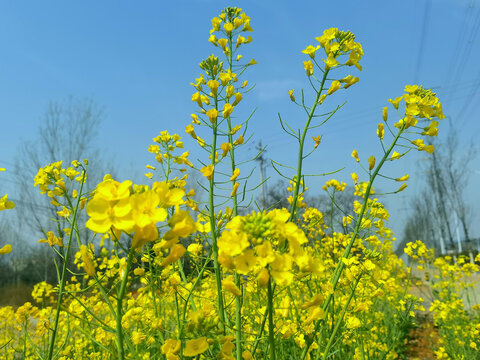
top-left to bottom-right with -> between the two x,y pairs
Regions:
147,131 -> 192,176
188,7 -> 255,204
34,160 -> 85,198
209,7 -> 253,57
301,27 -> 363,79
33,160 -> 88,218
387,85 -> 445,153
322,179 -> 347,192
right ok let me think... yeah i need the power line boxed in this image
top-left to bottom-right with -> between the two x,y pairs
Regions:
454,5 -> 480,86
445,0 -> 478,106
414,0 -> 431,83
456,72 -> 480,124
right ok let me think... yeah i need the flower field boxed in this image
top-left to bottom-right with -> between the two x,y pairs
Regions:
0,7 -> 479,360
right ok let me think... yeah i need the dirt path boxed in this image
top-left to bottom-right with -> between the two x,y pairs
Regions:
405,318 -> 439,360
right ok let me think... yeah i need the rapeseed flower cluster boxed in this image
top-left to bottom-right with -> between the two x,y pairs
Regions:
85,171 -> 194,250
302,27 -> 363,77
218,209 -> 320,286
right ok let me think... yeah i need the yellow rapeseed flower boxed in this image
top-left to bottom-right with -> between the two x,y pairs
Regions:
288,89 -> 295,102
0,194 -> 15,211
80,245 -> 95,277
303,60 -> 314,76
162,339 -> 181,357
0,244 -> 12,255
223,103 -> 234,118
377,123 -> 384,139
201,165 -> 215,180
184,337 -> 209,357
230,182 -> 240,197
301,45 -> 320,59
206,108 -> 218,123
327,80 -> 341,95
351,149 -> 360,162
220,142 -> 231,157
230,168 -> 240,181
207,80 -> 219,95
233,134 -> 244,146
224,22 -> 233,35
395,174 -> 409,182
382,106 -> 388,121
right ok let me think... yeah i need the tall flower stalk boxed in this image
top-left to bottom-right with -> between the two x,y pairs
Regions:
187,7 -> 255,354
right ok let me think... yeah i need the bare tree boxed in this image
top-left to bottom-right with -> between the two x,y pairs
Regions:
13,97 -> 114,245
442,130 -> 475,244
428,149 -> 455,249
401,126 -> 476,256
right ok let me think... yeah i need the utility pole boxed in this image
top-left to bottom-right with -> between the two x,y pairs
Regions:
256,141 -> 266,210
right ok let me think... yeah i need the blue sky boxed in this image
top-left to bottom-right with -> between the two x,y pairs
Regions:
0,0 -> 479,241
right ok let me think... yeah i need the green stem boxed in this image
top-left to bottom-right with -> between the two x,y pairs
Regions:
251,306 -> 268,356
300,125 -> 405,360
175,291 -> 182,338
149,249 -> 159,318
267,277 -> 276,360
289,69 -> 330,221
226,32 -> 243,360
321,274 -> 362,359
23,321 -> 27,358
47,170 -> 86,360
93,275 -> 118,323
177,259 -> 197,311
208,107 -> 227,333
115,249 -> 135,360
180,248 -> 213,340
234,279 -> 242,359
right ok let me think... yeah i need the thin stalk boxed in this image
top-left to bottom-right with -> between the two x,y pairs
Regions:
234,275 -> 242,360
47,170 -> 86,360
326,125 -> 404,304
149,249 -> 159,318
23,321 -> 27,358
115,249 -> 135,360
177,259 -> 197,311
321,275 -> 362,359
180,248 -> 213,340
267,277 -> 276,360
175,291 -> 182,338
251,306 -> 269,356
93,275 -> 118,324
226,25 -> 238,218
66,294 -> 115,332
226,30 -> 243,360
329,198 -> 335,333
209,102 -> 227,333
289,69 -> 330,221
